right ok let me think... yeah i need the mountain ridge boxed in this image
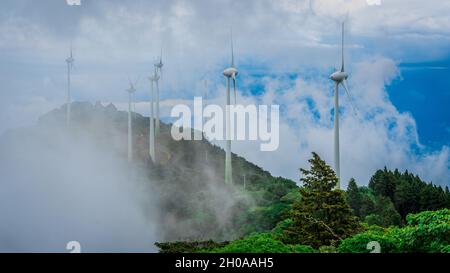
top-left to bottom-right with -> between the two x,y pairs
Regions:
23,101 -> 298,242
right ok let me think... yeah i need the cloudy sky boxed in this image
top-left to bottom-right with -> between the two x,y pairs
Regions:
0,0 -> 449,187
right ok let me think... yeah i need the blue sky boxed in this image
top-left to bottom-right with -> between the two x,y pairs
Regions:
388,60 -> 450,149
0,0 -> 448,186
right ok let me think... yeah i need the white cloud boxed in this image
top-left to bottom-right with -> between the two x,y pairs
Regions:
226,58 -> 449,187
0,0 -> 448,186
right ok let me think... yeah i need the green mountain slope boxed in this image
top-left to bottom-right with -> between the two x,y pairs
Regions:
36,102 -> 298,241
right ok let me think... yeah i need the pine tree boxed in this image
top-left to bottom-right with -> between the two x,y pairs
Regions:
347,178 -> 362,217
369,168 -> 396,202
283,152 -> 359,248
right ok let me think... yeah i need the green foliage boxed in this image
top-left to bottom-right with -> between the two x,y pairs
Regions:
369,168 -> 450,219
155,240 -> 229,253
440,245 -> 450,253
282,152 -> 359,248
207,233 -> 317,253
207,233 -> 290,253
271,218 -> 293,238
241,202 -> 291,233
338,229 -> 401,253
290,244 -> 317,253
394,209 -> 450,252
339,209 -> 450,253
346,179 -> 362,216
280,188 -> 302,204
369,168 -> 396,201
364,196 -> 401,227
319,245 -> 338,253
347,179 -> 402,227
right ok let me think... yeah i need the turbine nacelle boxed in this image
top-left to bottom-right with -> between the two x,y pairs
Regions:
66,47 -> 74,64
155,60 -> 163,69
155,48 -> 164,69
330,71 -> 348,83
66,57 -> 74,64
126,87 -> 136,94
223,67 -> 238,78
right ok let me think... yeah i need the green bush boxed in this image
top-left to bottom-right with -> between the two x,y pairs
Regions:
155,240 -> 229,253
339,209 -> 450,253
207,232 -> 317,253
338,230 -> 401,253
319,245 -> 338,253
208,233 -> 292,253
271,218 -> 293,238
291,244 -> 317,253
394,209 -> 450,252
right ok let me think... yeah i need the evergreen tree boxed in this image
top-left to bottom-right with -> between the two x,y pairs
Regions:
369,168 -> 396,201
368,168 -> 449,220
394,178 -> 420,219
446,186 -> 450,207
346,178 -> 362,217
365,195 -> 401,227
283,152 -> 359,248
358,187 -> 376,217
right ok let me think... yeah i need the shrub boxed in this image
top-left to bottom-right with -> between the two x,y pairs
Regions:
291,244 -> 317,253
339,209 -> 450,253
208,233 -> 292,253
338,230 -> 401,253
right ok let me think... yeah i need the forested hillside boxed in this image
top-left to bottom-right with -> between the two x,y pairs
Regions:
35,102 -> 298,241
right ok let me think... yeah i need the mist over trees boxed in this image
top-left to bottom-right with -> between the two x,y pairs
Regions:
0,103 -> 448,253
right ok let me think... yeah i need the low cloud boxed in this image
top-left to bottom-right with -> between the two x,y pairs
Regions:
0,124 -> 159,252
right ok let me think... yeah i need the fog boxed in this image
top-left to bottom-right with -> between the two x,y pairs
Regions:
0,103 -> 250,252
0,123 -> 160,252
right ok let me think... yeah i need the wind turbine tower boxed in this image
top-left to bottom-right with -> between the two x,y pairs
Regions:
154,50 -> 164,135
223,31 -> 238,184
329,22 -> 355,189
126,79 -> 137,162
148,68 -> 160,163
65,47 -> 74,126
203,79 -> 209,162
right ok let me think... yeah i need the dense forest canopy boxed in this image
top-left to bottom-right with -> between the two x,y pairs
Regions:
157,153 -> 450,253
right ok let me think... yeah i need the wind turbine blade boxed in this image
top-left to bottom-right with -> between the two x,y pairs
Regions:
341,80 -> 358,116
204,80 -> 208,101
341,22 -> 345,72
134,76 -> 141,87
231,28 -> 235,67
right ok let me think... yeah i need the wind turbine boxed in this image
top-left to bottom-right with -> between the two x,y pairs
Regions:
154,49 -> 164,135
65,46 -> 74,126
126,78 -> 137,162
329,22 -> 356,189
148,68 -> 159,163
223,30 -> 238,184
